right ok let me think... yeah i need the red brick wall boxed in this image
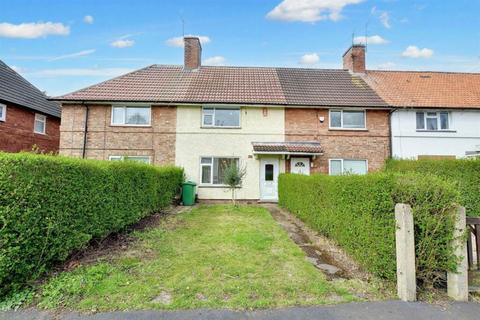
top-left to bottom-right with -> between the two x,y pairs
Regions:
285,108 -> 390,174
0,102 -> 60,153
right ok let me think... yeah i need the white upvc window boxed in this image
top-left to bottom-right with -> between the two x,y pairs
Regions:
329,109 -> 366,129
108,155 -> 151,164
0,104 -> 6,121
416,111 -> 450,131
329,159 -> 368,175
34,114 -> 46,134
202,106 -> 241,128
200,157 -> 239,185
111,106 -> 151,126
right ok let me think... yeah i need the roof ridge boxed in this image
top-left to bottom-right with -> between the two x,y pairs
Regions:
367,69 -> 480,76
151,64 -> 347,72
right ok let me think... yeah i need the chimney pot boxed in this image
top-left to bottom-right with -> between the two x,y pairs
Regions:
184,37 -> 202,70
342,44 -> 366,73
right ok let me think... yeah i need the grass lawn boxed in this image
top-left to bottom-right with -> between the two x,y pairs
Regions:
33,205 -> 379,311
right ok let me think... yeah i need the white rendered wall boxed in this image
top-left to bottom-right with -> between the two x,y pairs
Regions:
175,105 -> 285,199
391,109 -> 480,159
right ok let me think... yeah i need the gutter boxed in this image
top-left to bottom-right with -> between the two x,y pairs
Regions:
82,102 -> 89,159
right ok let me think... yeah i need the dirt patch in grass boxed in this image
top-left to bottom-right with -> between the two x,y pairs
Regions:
57,206 -> 188,271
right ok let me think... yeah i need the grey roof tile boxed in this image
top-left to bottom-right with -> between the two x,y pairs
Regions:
0,60 -> 61,117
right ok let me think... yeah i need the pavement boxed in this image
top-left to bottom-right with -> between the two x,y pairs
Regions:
2,301 -> 480,320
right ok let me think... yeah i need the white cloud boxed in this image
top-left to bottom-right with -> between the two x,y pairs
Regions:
402,46 -> 434,58
25,67 -> 134,78
299,53 -> 320,65
49,49 -> 96,61
266,0 -> 364,23
10,65 -> 26,73
354,35 -> 388,45
83,15 -> 94,24
110,39 -> 135,48
371,7 -> 391,28
204,56 -> 226,66
165,35 -> 211,47
379,12 -> 390,28
376,62 -> 396,70
0,22 -> 70,39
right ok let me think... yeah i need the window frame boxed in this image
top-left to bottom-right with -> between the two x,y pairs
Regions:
328,158 -> 368,175
199,156 -> 240,186
201,106 -> 241,128
34,113 -> 46,134
0,103 -> 6,122
108,155 -> 151,164
110,105 -> 152,127
416,111 -> 452,132
329,109 -> 367,130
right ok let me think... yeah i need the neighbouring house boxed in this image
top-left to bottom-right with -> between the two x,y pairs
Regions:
53,37 -> 390,201
362,66 -> 480,159
0,60 -> 61,153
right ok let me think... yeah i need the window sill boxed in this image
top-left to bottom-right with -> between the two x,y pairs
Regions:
110,124 -> 152,128
198,185 -> 242,189
34,131 -> 46,135
416,130 -> 457,133
329,128 -> 368,131
201,126 -> 242,129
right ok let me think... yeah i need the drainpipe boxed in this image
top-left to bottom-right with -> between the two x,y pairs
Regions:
388,108 -> 398,158
82,102 -> 89,159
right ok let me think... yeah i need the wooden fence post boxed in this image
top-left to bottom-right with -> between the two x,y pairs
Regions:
395,203 -> 416,301
447,206 -> 469,301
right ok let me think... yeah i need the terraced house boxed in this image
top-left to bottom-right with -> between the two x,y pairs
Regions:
54,37 -> 392,201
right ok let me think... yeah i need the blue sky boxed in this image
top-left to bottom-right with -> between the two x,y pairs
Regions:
1,0 -> 479,96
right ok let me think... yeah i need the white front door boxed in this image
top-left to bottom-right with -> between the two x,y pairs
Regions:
260,158 -> 279,201
291,158 -> 310,175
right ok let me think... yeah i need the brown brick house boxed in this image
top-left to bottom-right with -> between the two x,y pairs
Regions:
53,38 -> 390,200
0,60 -> 61,153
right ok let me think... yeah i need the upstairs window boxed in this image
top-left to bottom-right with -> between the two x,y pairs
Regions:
201,157 -> 239,185
416,111 -> 450,131
0,104 -> 5,121
34,114 -> 46,134
330,110 -> 366,129
202,107 -> 240,127
109,155 -> 151,164
112,106 -> 151,126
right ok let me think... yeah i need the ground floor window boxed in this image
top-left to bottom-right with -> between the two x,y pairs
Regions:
201,157 -> 239,185
329,159 -> 367,175
109,155 -> 151,164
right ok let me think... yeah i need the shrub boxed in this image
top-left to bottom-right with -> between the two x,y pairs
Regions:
0,152 -> 183,297
386,158 -> 480,217
278,172 -> 459,286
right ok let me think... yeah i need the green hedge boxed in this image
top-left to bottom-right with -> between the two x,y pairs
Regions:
278,172 -> 459,285
0,153 -> 183,296
386,158 -> 480,217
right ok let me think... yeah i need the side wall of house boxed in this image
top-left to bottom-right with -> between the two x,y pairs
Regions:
59,104 -> 176,164
175,106 -> 285,200
0,102 -> 60,153
285,108 -> 390,173
391,109 -> 480,159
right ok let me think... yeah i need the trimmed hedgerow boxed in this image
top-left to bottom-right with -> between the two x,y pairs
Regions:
0,152 -> 183,297
386,158 -> 480,217
278,172 -> 459,286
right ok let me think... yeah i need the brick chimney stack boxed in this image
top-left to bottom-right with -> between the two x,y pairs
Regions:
184,37 -> 202,70
342,44 -> 366,73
